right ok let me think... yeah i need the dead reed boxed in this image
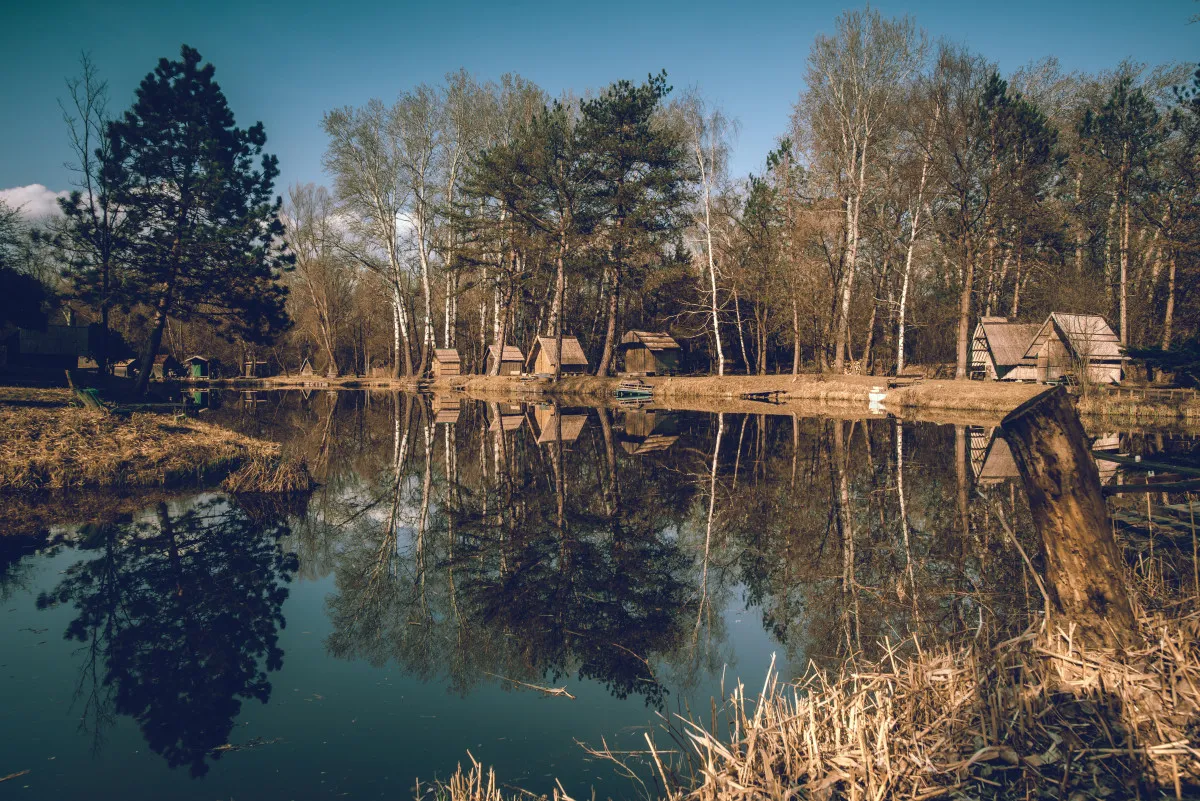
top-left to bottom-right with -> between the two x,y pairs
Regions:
0,405 -> 312,493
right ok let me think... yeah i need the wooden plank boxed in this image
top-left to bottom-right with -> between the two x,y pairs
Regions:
1091,452 -> 1200,477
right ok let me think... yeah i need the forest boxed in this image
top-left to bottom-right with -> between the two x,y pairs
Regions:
2,8 -> 1199,383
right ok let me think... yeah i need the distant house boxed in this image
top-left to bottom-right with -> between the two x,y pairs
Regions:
527,335 -> 589,376
529,405 -> 588,444
183,356 -> 210,378
618,331 -> 681,376
486,345 -> 525,376
431,349 -> 461,379
150,354 -> 183,380
299,358 -> 315,377
2,325 -> 93,370
113,358 -> 137,378
969,317 -> 1041,381
1021,313 -> 1124,384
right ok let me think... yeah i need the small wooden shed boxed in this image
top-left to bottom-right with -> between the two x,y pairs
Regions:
619,410 -> 681,455
527,336 -> 589,376
432,349 -> 461,379
486,345 -> 525,376
432,393 -> 460,425
530,406 -> 588,445
1021,313 -> 1124,384
618,331 -> 681,376
150,354 -> 183,380
969,317 -> 1041,381
489,406 -> 524,432
184,356 -> 210,378
113,358 -> 137,378
299,358 -> 315,377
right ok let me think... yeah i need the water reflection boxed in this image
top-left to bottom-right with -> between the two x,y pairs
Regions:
13,390 -> 1197,788
35,499 -> 298,776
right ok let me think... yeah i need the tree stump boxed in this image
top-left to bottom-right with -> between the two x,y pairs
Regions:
1000,386 -> 1135,647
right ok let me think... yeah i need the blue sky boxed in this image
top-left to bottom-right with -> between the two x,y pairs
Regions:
1,0 -> 1196,214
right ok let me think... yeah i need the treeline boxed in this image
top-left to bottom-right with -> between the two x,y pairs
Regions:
3,10 -> 1198,382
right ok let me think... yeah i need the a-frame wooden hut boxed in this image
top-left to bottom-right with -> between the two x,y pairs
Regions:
1021,313 -> 1124,384
299,358 -> 315,377
618,331 -> 681,376
431,349 -> 461,379
486,345 -> 525,376
183,355 -> 210,378
969,427 -> 1019,485
527,336 -> 589,376
529,405 -> 588,444
969,317 -> 1040,381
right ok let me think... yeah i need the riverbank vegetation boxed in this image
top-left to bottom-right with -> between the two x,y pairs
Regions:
2,11 -> 1199,386
0,389 -> 310,493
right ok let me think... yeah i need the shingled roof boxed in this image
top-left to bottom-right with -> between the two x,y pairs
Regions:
487,345 -> 525,361
979,320 -> 1042,367
432,348 -> 461,364
529,336 -> 589,367
1023,313 -> 1123,362
619,330 -> 681,351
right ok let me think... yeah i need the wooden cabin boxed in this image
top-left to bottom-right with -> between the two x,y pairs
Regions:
619,410 -> 681,455
299,358 -> 315,377
432,393 -> 461,425
184,356 -> 210,378
969,317 -> 1041,381
431,349 -> 461,379
486,345 -> 525,376
489,406 -> 524,432
618,331 -> 681,376
530,405 -> 588,444
150,354 -> 183,380
527,335 -> 589,376
1021,313 -> 1124,384
113,358 -> 137,378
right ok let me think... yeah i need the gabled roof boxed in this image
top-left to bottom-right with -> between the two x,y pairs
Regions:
976,320 -> 1042,367
528,336 -> 589,367
184,355 -> 209,363
1022,313 -> 1123,362
432,348 -> 461,364
619,330 -> 681,351
487,345 -> 525,361
532,407 -> 588,443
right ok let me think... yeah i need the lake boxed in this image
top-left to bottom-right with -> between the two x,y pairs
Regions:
0,390 -> 1173,799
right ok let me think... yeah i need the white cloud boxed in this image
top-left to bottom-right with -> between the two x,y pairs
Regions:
0,184 -> 70,222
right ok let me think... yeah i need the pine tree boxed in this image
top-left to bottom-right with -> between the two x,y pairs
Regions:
106,45 -> 290,394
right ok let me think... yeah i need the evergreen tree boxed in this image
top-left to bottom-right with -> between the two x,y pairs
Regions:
579,71 -> 694,375
105,45 -> 290,394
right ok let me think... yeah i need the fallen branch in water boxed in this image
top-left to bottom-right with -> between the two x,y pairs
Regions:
483,672 -> 576,700
0,770 -> 30,783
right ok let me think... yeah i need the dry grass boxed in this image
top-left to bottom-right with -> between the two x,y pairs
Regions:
0,405 -> 311,493
430,594 -> 1200,801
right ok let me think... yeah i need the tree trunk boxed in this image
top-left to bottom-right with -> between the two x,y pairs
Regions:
955,232 -> 975,380
596,265 -> 619,376
1000,387 -> 1136,647
791,299 -> 801,375
134,293 -> 171,397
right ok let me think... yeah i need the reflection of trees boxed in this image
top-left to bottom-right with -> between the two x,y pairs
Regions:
37,499 -> 298,776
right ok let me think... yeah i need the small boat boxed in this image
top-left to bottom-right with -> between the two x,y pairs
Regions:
615,379 -> 653,400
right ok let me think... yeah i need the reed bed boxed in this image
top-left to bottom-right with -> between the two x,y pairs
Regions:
0,405 -> 311,493
428,597 -> 1200,801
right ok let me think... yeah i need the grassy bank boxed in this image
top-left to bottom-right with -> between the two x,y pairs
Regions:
0,389 -> 311,494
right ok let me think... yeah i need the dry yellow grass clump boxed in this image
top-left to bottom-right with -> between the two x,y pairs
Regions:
0,405 -> 310,492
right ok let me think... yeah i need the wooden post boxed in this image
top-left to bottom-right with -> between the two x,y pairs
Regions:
1000,386 -> 1135,647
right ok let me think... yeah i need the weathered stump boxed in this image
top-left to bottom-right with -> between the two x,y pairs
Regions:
1000,386 -> 1135,647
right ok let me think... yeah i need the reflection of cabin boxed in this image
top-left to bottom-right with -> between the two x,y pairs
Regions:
1021,313 -> 1124,384
969,427 -> 1019,485
113,358 -> 137,378
299,358 -> 315,377
969,317 -> 1040,381
529,406 -> 588,444
489,409 -> 524,432
432,349 -> 461,379
527,336 -> 589,376
432,393 -> 460,425
243,360 -> 273,378
184,355 -> 210,378
150,354 -> 182,380
618,331 -> 681,376
619,410 -> 681,455
486,345 -> 525,376
2,325 -> 93,369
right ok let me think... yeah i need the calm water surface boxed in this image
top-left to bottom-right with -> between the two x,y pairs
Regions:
5,389 -> 1154,799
